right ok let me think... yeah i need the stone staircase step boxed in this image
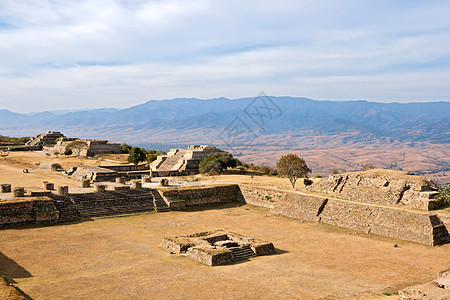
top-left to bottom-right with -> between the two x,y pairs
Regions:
231,246 -> 255,261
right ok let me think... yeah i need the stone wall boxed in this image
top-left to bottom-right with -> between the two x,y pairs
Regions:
160,184 -> 241,210
238,184 -> 450,246
0,198 -> 59,226
102,164 -> 149,172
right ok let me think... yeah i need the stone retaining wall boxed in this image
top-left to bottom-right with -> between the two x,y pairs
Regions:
0,198 -> 59,226
239,185 -> 450,246
160,184 -> 241,210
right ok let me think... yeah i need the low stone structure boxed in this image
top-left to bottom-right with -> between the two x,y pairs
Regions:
13,187 -> 25,197
116,177 -> 126,184
66,166 -> 118,182
1,184 -> 11,193
94,184 -> 106,192
399,269 -> 450,299
160,230 -> 276,266
308,169 -> 442,210
57,186 -> 69,196
81,179 -> 90,188
131,181 -> 142,189
43,181 -> 54,191
150,145 -> 224,176
44,138 -> 121,157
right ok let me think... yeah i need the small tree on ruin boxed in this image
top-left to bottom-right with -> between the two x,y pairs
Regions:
65,141 -> 87,158
276,154 -> 311,188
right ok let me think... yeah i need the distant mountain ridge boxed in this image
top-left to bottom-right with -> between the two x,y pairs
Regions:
1,96 -> 448,145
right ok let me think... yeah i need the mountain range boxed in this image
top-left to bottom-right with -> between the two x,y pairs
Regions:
1,96 -> 449,183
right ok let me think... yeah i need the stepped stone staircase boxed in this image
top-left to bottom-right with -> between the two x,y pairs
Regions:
157,154 -> 185,172
150,189 -> 170,212
231,245 -> 256,261
67,190 -> 155,218
51,194 -> 81,223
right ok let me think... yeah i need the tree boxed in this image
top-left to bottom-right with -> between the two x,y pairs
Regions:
199,152 -> 237,174
200,161 -> 221,174
437,185 -> 450,206
121,143 -> 132,154
66,141 -> 87,158
146,152 -> 159,163
276,154 -> 311,188
128,147 -> 146,165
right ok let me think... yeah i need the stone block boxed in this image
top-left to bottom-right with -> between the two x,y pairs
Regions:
160,179 -> 169,186
94,184 -> 106,192
57,186 -> 69,196
1,184 -> 11,193
43,181 -> 54,190
13,187 -> 25,197
113,185 -> 130,191
142,175 -> 152,183
131,181 -> 142,189
116,177 -> 126,184
80,179 -> 90,188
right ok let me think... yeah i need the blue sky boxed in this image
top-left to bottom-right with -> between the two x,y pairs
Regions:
0,0 -> 449,113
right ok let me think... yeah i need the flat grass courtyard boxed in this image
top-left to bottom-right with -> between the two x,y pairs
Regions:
1,203 -> 449,300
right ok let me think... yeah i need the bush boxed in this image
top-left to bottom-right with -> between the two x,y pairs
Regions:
199,152 -> 237,174
303,178 -> 313,186
64,149 -> 72,156
314,174 -> 323,178
51,163 -> 62,171
437,184 -> 450,205
128,147 -> 147,165
121,143 -> 132,154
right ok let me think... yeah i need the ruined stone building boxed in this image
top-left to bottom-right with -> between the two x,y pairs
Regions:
25,131 -> 64,149
44,138 -> 121,157
150,145 -> 223,176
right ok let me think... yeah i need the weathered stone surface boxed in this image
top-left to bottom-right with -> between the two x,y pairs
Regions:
13,187 -> 25,197
142,175 -> 152,183
116,177 -> 126,184
399,270 -> 450,299
113,185 -> 130,192
308,169 -> 440,209
0,197 -> 58,226
239,184 -> 450,246
43,181 -> 54,190
160,184 -> 240,209
94,184 -> 106,192
1,184 -> 11,193
131,180 -> 142,189
57,186 -> 69,196
160,230 -> 275,266
80,179 -> 90,188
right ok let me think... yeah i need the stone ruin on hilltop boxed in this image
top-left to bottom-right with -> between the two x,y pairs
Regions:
150,145 -> 223,176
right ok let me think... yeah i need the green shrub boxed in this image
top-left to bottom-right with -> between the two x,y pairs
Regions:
303,178 -> 313,186
51,163 -> 62,171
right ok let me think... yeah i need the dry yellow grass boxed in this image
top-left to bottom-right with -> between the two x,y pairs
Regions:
1,204 -> 448,299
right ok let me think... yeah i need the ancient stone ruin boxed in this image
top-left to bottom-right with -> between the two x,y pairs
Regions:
150,145 -> 223,176
25,131 -> 64,149
399,269 -> 450,299
307,169 -> 442,210
160,230 -> 275,266
45,138 -> 121,156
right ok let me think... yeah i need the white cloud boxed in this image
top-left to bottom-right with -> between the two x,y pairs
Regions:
0,0 -> 449,112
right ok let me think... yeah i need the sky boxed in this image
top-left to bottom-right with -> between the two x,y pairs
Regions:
0,0 -> 450,113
